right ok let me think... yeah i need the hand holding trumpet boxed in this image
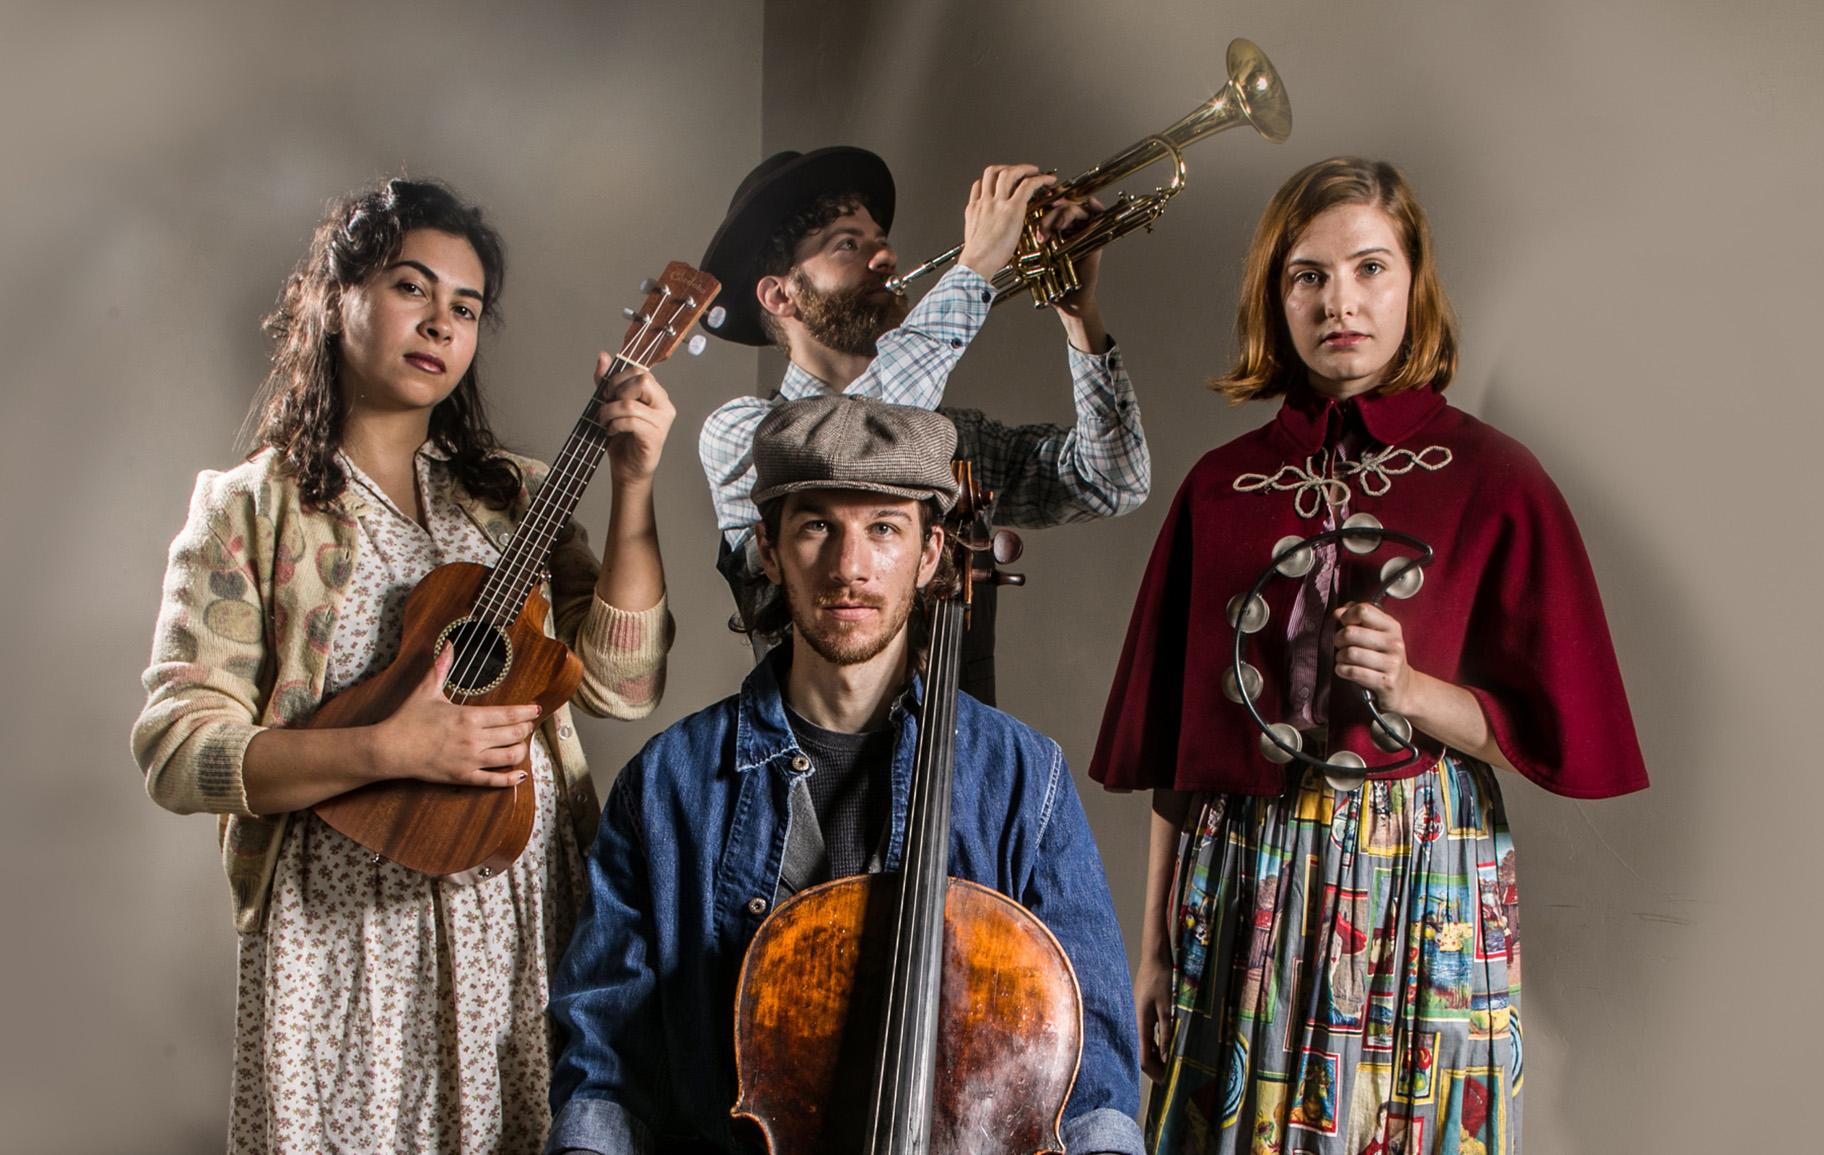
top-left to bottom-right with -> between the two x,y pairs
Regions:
959,164 -> 1056,277
885,39 -> 1290,323
958,163 -> 1108,350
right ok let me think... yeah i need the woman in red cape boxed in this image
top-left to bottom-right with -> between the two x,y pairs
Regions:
1089,158 -> 1647,1154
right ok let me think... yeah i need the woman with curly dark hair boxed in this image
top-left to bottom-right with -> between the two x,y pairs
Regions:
1090,158 -> 1647,1154
133,178 -> 675,1152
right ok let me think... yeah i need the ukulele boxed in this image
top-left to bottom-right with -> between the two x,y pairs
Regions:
309,261 -> 720,879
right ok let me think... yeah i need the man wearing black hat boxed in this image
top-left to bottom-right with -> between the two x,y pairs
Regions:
697,147 -> 1150,701
547,395 -> 1143,1155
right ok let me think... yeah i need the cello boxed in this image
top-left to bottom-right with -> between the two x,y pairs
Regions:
730,462 -> 1081,1155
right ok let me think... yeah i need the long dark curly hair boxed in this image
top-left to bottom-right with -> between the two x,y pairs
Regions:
244,178 -> 520,510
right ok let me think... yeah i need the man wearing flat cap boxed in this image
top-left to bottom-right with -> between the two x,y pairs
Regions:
698,146 -> 1151,702
547,395 -> 1142,1155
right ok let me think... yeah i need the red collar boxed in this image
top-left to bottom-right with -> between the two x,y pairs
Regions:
1271,382 -> 1448,455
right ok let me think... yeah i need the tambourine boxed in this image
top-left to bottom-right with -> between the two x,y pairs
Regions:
1226,513 -> 1433,791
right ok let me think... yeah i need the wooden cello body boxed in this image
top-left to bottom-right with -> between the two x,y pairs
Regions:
731,464 -> 1081,1155
733,876 -> 1081,1154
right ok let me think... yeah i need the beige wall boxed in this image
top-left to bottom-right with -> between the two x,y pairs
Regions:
760,0 -> 1817,1151
1,0 -> 1815,1149
0,2 -> 765,1148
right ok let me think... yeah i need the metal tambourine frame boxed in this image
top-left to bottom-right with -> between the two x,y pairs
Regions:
1226,513 -> 1434,790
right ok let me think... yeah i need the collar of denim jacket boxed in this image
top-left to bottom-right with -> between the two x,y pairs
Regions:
733,644 -> 925,775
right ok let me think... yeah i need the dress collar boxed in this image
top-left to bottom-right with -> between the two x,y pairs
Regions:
1271,381 -> 1447,455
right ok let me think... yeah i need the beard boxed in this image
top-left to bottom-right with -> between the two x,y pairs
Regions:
791,269 -> 909,357
787,581 -> 916,666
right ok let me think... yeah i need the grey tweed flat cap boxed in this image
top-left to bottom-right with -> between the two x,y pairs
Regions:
752,395 -> 960,513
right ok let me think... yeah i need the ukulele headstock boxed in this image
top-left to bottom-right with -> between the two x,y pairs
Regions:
619,261 -> 722,367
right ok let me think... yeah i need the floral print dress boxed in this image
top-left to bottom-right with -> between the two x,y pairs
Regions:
229,453 -> 589,1155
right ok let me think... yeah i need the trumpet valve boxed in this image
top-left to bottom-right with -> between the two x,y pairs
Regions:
1016,250 -> 1079,309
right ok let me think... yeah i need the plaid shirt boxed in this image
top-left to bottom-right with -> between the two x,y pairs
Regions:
698,265 -> 1150,573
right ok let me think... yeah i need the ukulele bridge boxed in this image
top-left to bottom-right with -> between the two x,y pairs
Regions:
434,617 -> 514,697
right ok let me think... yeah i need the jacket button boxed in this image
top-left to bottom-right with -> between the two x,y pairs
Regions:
559,725 -> 573,739
790,755 -> 810,772
572,788 -> 589,804
747,897 -> 769,915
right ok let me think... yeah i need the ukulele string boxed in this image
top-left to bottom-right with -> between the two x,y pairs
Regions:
478,294 -> 687,618
440,305 -> 677,705
463,295 -> 682,640
456,306 -> 674,645
443,376 -> 627,703
463,310 -> 663,634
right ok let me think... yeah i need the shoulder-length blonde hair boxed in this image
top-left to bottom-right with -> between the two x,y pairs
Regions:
1212,157 -> 1458,402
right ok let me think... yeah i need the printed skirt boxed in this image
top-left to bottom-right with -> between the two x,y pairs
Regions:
1149,754 -> 1522,1155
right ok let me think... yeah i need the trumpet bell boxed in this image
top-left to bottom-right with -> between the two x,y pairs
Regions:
886,37 -> 1292,305
1156,39 -> 1292,154
1223,38 -> 1292,145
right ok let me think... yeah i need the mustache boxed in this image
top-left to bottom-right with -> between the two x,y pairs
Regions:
812,588 -> 887,610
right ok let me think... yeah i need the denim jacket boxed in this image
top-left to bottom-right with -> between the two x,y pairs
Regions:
547,650 -> 1142,1154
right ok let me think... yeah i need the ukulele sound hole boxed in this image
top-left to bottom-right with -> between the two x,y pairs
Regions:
435,618 -> 514,697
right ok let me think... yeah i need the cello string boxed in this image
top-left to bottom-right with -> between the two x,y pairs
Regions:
879,595 -> 962,1142
869,595 -> 950,1144
914,601 -> 960,1123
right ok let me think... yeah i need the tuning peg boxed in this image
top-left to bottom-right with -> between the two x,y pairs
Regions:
622,307 -> 643,321
705,305 -> 727,331
686,334 -> 708,356
639,278 -> 659,293
993,571 -> 1025,587
990,528 -> 1023,565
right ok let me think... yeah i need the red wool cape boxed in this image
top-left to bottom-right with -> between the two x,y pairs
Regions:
1089,384 -> 1648,799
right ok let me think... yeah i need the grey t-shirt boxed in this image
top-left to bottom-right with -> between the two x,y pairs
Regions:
784,704 -> 892,881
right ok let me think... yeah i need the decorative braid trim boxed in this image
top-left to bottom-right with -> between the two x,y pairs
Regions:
1233,445 -> 1453,518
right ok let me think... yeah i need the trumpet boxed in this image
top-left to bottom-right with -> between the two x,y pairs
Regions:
885,38 -> 1292,308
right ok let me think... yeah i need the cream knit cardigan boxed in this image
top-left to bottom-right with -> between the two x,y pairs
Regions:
133,448 -> 672,931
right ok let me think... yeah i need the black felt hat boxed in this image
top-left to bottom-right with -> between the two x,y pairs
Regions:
699,147 -> 895,347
